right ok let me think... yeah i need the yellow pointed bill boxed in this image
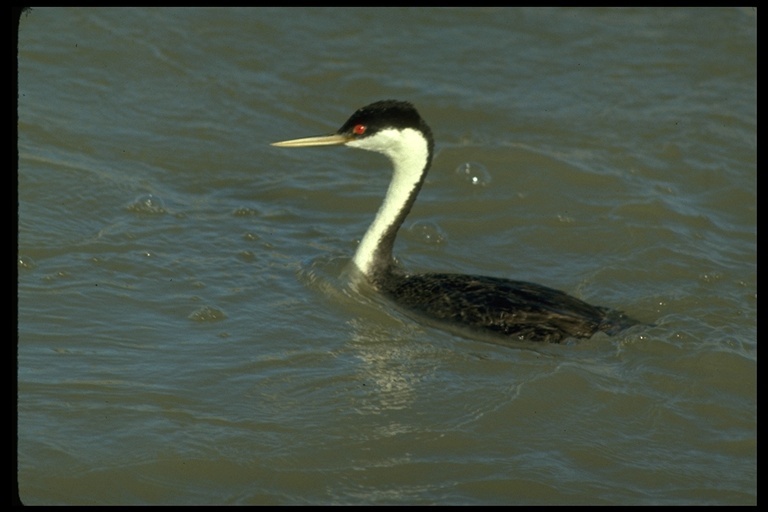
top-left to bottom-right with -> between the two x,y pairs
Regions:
271,134 -> 351,148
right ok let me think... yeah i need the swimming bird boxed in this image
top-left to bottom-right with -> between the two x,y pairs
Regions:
271,100 -> 636,343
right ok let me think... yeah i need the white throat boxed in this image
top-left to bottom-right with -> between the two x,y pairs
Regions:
348,127 -> 430,278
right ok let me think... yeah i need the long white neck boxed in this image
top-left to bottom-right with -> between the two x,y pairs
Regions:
348,128 -> 431,279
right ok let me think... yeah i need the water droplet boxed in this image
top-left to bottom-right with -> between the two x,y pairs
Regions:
188,305 -> 227,322
407,221 -> 446,245
454,161 -> 491,186
127,194 -> 166,214
18,255 -> 35,270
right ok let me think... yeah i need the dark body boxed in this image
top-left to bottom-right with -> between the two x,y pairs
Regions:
377,270 -> 635,343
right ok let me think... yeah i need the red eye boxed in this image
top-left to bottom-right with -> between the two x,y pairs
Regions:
353,124 -> 366,136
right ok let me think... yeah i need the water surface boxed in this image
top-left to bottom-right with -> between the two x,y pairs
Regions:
17,7 -> 755,505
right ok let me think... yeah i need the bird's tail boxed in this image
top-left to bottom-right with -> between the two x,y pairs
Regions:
599,307 -> 646,336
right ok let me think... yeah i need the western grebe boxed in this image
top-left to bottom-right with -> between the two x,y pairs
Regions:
272,100 -> 636,343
